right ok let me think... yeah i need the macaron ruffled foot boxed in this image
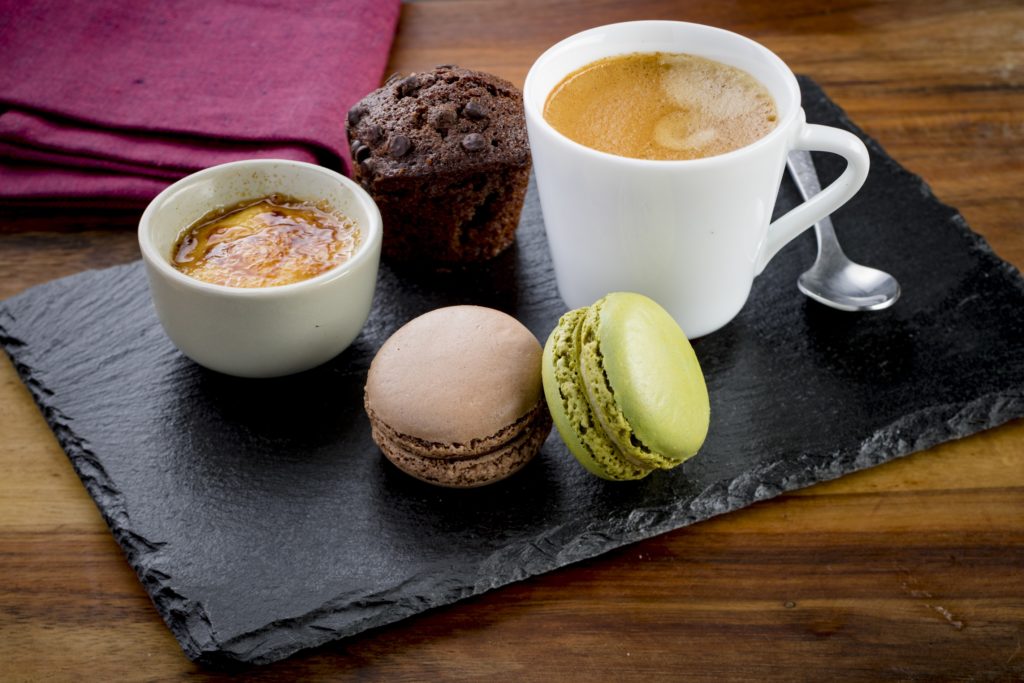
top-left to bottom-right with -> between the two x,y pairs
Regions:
542,292 -> 710,480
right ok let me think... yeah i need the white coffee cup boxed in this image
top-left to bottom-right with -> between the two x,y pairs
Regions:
524,21 -> 870,337
138,159 -> 382,378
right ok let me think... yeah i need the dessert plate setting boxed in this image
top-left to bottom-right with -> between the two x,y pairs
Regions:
1,78 -> 1023,666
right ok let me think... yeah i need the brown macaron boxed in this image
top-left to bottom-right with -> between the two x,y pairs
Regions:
364,306 -> 551,487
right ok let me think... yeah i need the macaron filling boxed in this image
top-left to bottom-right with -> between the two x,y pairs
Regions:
367,399 -> 548,459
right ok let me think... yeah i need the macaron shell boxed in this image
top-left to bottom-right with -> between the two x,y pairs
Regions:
365,305 -> 543,444
541,308 -> 652,481
598,292 -> 710,462
578,299 -> 680,471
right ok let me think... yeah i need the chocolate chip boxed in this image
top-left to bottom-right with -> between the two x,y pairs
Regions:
397,76 -> 420,97
435,63 -> 457,69
360,157 -> 377,175
363,123 -> 383,142
463,100 -> 488,120
352,141 -> 371,163
461,133 -> 486,152
389,134 -> 411,157
429,105 -> 457,130
347,105 -> 367,127
385,72 -> 402,85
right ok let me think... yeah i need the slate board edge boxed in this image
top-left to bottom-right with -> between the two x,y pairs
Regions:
0,316 -> 219,661
4,305 -> 1024,665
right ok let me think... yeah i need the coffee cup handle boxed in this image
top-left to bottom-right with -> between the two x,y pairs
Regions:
754,119 -> 870,274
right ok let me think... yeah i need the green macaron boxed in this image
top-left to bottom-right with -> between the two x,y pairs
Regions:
541,292 -> 710,481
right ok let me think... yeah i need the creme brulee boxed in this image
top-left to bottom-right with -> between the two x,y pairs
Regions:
172,195 -> 360,288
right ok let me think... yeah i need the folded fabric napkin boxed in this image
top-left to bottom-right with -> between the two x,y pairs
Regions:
0,0 -> 400,207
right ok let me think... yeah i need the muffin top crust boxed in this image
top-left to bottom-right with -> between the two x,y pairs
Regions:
346,65 -> 530,181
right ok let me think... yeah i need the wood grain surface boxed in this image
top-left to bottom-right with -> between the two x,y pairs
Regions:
2,1 -> 1022,680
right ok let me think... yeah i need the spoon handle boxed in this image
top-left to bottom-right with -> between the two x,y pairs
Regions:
787,150 -> 844,257
787,149 -> 824,197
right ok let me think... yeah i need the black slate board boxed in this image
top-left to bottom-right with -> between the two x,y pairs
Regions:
3,78 -> 1023,667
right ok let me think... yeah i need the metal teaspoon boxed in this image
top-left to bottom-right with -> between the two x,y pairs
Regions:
787,150 -> 901,311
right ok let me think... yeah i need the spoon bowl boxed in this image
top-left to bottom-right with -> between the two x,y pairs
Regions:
797,233 -> 901,311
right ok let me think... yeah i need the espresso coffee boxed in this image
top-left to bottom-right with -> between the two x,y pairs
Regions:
172,195 -> 360,288
543,52 -> 778,161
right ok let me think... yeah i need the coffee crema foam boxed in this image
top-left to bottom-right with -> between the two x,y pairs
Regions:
543,52 -> 778,161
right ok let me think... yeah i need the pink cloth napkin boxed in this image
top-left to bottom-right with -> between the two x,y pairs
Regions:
0,0 -> 400,206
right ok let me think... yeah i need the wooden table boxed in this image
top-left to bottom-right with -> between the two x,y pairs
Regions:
3,1 -> 1022,679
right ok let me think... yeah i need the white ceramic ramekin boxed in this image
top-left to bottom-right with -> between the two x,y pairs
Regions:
138,159 -> 382,378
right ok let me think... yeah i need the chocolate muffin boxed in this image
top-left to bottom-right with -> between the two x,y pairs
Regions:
346,65 -> 531,263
